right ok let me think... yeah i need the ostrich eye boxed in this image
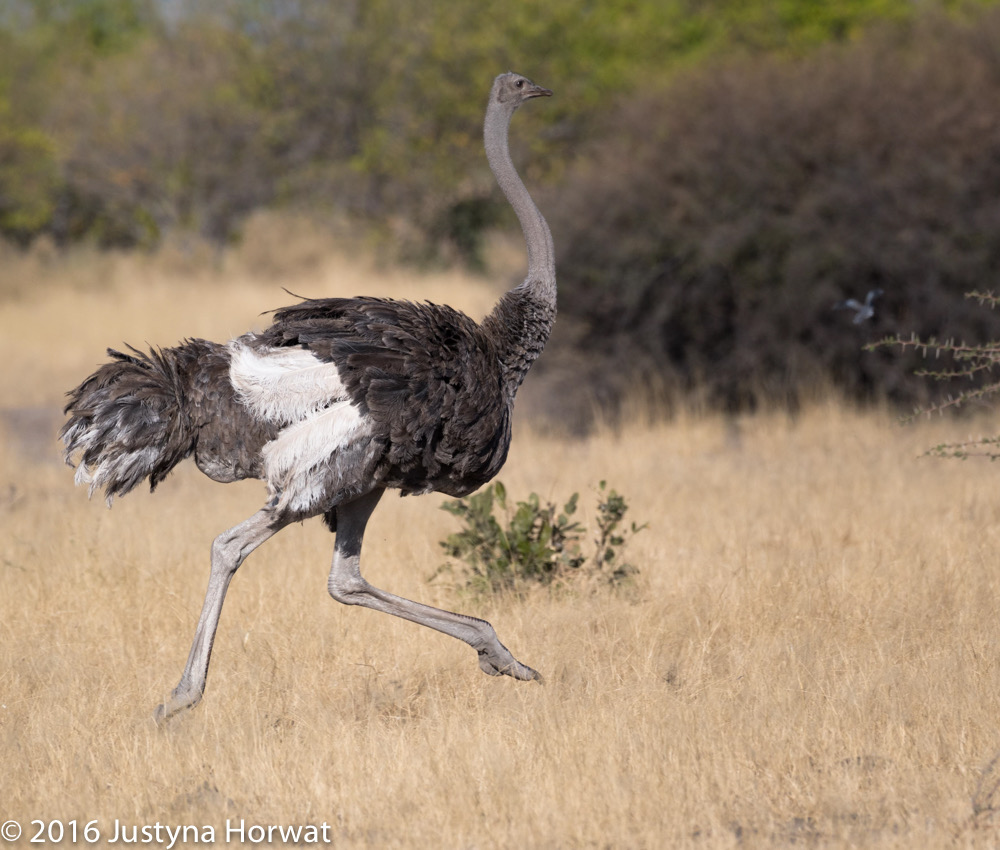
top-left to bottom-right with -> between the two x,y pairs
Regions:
515,79 -> 524,88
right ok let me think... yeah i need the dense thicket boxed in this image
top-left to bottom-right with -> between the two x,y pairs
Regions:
542,11 -> 1000,422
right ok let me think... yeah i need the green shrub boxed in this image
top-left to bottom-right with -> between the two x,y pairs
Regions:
0,120 -> 58,241
437,481 -> 644,596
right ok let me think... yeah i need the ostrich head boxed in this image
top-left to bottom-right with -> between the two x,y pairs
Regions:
492,72 -> 552,109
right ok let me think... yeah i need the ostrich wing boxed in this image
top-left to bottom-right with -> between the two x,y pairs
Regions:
259,297 -> 511,496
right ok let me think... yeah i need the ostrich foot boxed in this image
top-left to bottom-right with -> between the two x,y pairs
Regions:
478,644 -> 543,682
153,686 -> 202,724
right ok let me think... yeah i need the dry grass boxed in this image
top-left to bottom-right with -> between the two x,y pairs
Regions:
4,243 -> 1000,847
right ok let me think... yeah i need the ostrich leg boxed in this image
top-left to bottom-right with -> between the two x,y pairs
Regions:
328,489 -> 541,681
155,508 -> 291,722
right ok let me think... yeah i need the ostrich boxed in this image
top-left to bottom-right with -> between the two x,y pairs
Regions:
61,72 -> 553,722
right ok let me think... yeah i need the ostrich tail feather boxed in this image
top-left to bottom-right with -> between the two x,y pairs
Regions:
60,346 -> 196,505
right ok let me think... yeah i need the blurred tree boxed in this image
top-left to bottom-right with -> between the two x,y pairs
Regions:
0,103 -> 58,241
0,31 -> 58,243
47,23 -> 278,245
23,0 -> 158,57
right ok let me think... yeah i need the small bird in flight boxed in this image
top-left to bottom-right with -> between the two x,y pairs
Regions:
834,288 -> 883,324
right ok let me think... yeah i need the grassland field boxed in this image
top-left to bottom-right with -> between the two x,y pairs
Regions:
3,234 -> 1000,848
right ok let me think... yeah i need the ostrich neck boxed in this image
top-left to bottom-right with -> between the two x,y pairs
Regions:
482,98 -> 557,399
484,102 -> 556,306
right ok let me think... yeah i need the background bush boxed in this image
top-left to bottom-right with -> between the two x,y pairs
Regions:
540,10 -> 1000,423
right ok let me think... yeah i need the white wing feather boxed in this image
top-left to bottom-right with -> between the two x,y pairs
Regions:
228,340 -> 348,423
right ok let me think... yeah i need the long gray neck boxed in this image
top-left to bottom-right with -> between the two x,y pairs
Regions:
484,97 -> 556,306
482,93 -> 557,400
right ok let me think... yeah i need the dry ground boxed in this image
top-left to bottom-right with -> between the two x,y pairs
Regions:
3,239 -> 1000,847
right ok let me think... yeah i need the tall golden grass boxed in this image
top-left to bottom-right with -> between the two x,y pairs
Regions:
3,240 -> 1000,847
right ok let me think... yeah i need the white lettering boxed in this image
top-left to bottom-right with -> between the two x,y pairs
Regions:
103,821 -> 216,846
162,824 -> 178,850
277,824 -> 302,841
224,819 -> 331,844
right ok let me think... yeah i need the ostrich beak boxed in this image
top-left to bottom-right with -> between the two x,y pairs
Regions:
526,84 -> 553,98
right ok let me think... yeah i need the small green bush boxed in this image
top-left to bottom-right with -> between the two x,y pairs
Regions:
437,481 -> 645,596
